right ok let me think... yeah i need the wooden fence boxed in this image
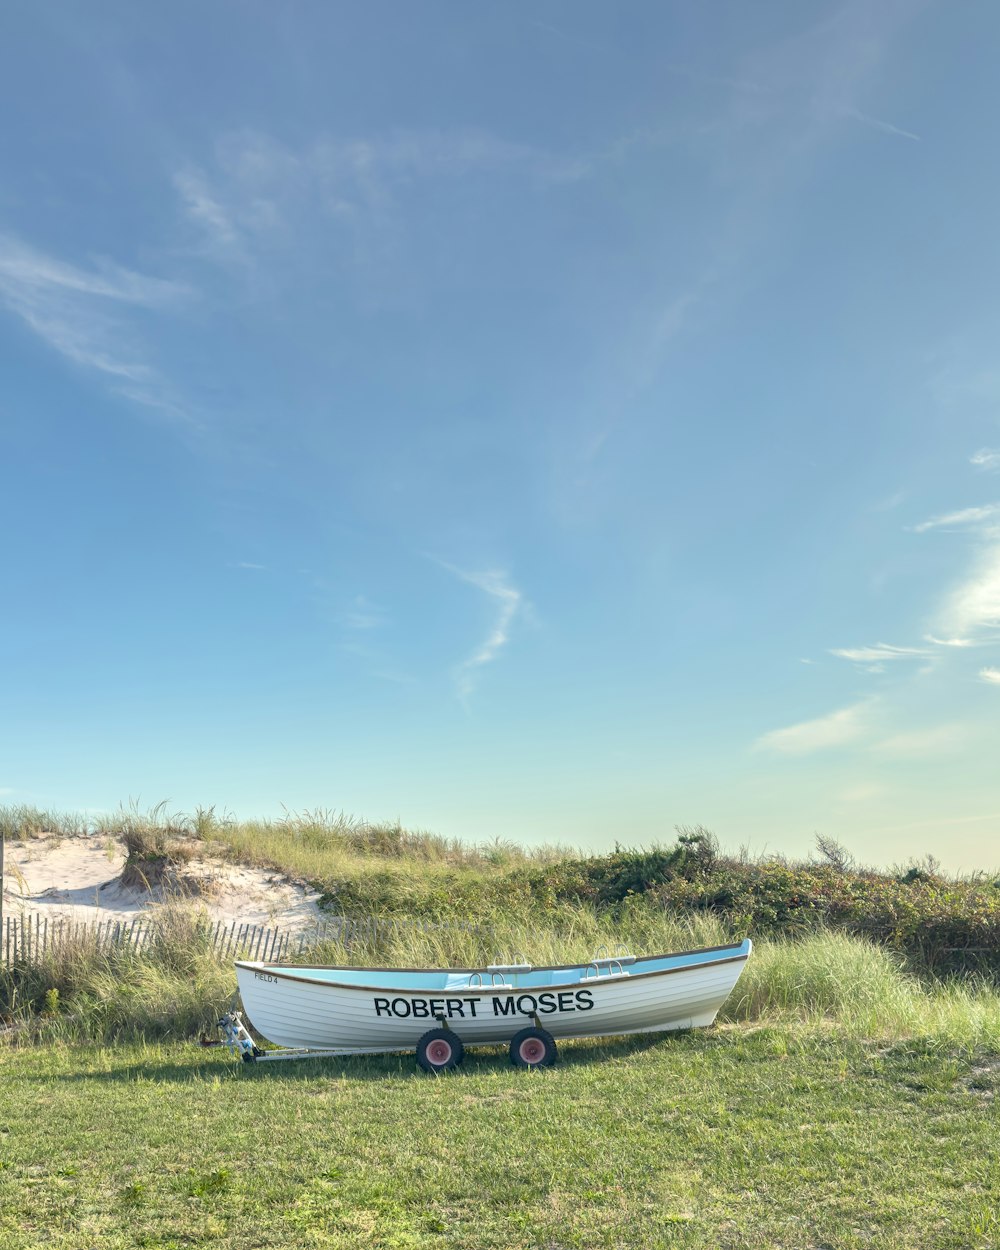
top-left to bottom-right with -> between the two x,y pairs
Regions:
0,913 -> 484,969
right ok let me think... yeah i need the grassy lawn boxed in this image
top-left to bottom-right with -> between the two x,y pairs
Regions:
2,1027 -> 998,1249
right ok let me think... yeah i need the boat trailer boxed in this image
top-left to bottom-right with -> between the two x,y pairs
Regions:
212,947 -> 639,1069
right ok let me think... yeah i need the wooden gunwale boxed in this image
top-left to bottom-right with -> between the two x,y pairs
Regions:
236,945 -> 750,996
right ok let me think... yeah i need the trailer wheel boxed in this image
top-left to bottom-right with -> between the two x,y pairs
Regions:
509,1026 -> 557,1069
416,1028 -> 464,1073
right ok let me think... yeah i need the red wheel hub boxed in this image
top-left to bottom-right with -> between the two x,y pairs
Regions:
426,1038 -> 453,1066
518,1037 -> 546,1065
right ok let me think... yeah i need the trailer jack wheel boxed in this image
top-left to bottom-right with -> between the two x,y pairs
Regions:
416,1027 -> 464,1073
510,1026 -> 557,1069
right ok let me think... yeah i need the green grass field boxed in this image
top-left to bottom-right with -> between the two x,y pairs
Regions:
2,1028 -> 998,1250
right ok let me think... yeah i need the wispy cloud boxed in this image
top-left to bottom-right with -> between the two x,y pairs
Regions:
929,356 -> 1000,412
873,489 -> 906,512
941,544 -> 1000,636
174,168 -> 241,254
912,504 -> 1000,533
867,810 -> 1000,836
437,564 -> 524,703
657,4 -> 919,152
664,62 -> 777,98
729,1 -> 921,152
836,105 -> 920,142
924,634 -> 977,648
564,3 -> 923,486
829,642 -> 929,665
971,448 -> 1000,471
369,669 -> 417,686
0,236 -> 183,305
755,701 -> 869,755
231,561 -> 266,571
337,595 -> 385,630
873,724 -> 967,758
0,232 -> 189,416
355,129 -> 591,183
174,127 -> 590,264
980,667 -> 1000,685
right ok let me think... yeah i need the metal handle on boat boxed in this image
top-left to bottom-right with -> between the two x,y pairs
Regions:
589,946 -> 615,965
583,958 -> 628,979
468,970 -> 514,988
589,949 -> 637,968
487,953 -> 531,970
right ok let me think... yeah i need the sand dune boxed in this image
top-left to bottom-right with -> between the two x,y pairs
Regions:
1,835 -> 323,932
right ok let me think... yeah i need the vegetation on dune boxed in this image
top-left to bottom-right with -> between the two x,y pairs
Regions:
215,812 -> 1000,977
3,803 -> 1000,1046
0,804 -> 90,839
524,834 -> 1000,977
50,805 -> 995,978
113,801 -> 199,890
1,905 -> 234,1044
4,898 -> 1000,1051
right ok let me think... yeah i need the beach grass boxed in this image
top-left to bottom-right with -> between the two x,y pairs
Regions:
6,907 -> 1000,1055
5,804 -> 999,980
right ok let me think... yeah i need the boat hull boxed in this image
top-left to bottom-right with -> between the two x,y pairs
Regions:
235,940 -> 751,1052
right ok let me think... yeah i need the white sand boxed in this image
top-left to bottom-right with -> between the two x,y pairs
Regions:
1,835 -> 323,933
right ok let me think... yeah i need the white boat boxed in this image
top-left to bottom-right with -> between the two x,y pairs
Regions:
229,938 -> 752,1069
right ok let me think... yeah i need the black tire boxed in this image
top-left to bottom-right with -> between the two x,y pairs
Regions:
509,1026 -> 557,1069
416,1027 -> 464,1073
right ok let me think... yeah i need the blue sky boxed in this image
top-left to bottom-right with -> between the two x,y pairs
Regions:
2,2 -> 999,869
